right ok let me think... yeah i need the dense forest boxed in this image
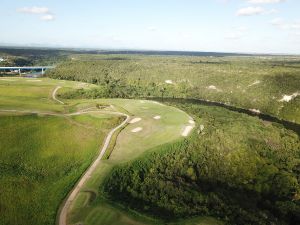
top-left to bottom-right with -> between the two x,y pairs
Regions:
48,54 -> 300,124
103,103 -> 300,225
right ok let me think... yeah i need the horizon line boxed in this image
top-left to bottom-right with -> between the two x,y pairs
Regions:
0,44 -> 299,56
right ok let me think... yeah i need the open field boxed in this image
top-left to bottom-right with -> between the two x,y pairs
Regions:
48,55 -> 300,124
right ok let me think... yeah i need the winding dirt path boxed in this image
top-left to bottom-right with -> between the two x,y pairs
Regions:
50,86 -> 131,225
52,86 -> 64,104
2,86 -> 193,225
1,86 -> 130,225
58,112 -> 129,225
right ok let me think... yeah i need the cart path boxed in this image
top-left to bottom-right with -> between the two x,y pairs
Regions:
58,111 -> 130,225
52,86 -> 64,104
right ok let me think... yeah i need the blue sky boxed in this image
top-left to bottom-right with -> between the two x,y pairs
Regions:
1,0 -> 300,54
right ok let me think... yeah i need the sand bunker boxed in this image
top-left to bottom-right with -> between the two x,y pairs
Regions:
129,118 -> 142,124
250,109 -> 261,114
165,80 -> 173,84
131,127 -> 143,133
207,85 -> 222,92
140,100 -> 145,103
279,92 -> 299,102
208,85 -> 217,90
182,126 -> 194,137
153,115 -> 161,120
189,120 -> 195,124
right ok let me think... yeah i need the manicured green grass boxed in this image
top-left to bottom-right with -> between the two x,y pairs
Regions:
67,99 -> 223,225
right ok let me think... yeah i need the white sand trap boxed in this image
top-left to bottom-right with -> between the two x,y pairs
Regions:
189,120 -> 195,124
279,92 -> 299,102
165,80 -> 173,84
153,115 -> 161,120
140,100 -> 145,103
131,127 -> 143,133
250,109 -> 261,114
207,85 -> 222,92
0,79 -> 15,81
207,85 -> 217,90
182,126 -> 194,137
26,79 -> 42,82
129,118 -> 142,124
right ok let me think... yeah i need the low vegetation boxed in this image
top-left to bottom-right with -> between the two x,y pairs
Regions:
103,103 -> 300,225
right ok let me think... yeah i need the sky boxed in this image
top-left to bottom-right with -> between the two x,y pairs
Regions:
1,0 -> 300,54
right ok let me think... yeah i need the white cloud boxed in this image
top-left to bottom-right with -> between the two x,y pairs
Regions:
41,14 -> 55,21
236,6 -> 278,16
236,6 -> 265,16
17,6 -> 50,14
246,0 -> 286,4
17,6 -> 55,21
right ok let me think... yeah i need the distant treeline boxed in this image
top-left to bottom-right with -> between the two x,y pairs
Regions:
95,50 -> 254,57
0,46 -> 257,57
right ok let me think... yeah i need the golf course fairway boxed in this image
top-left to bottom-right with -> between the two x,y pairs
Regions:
0,77 -> 219,225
